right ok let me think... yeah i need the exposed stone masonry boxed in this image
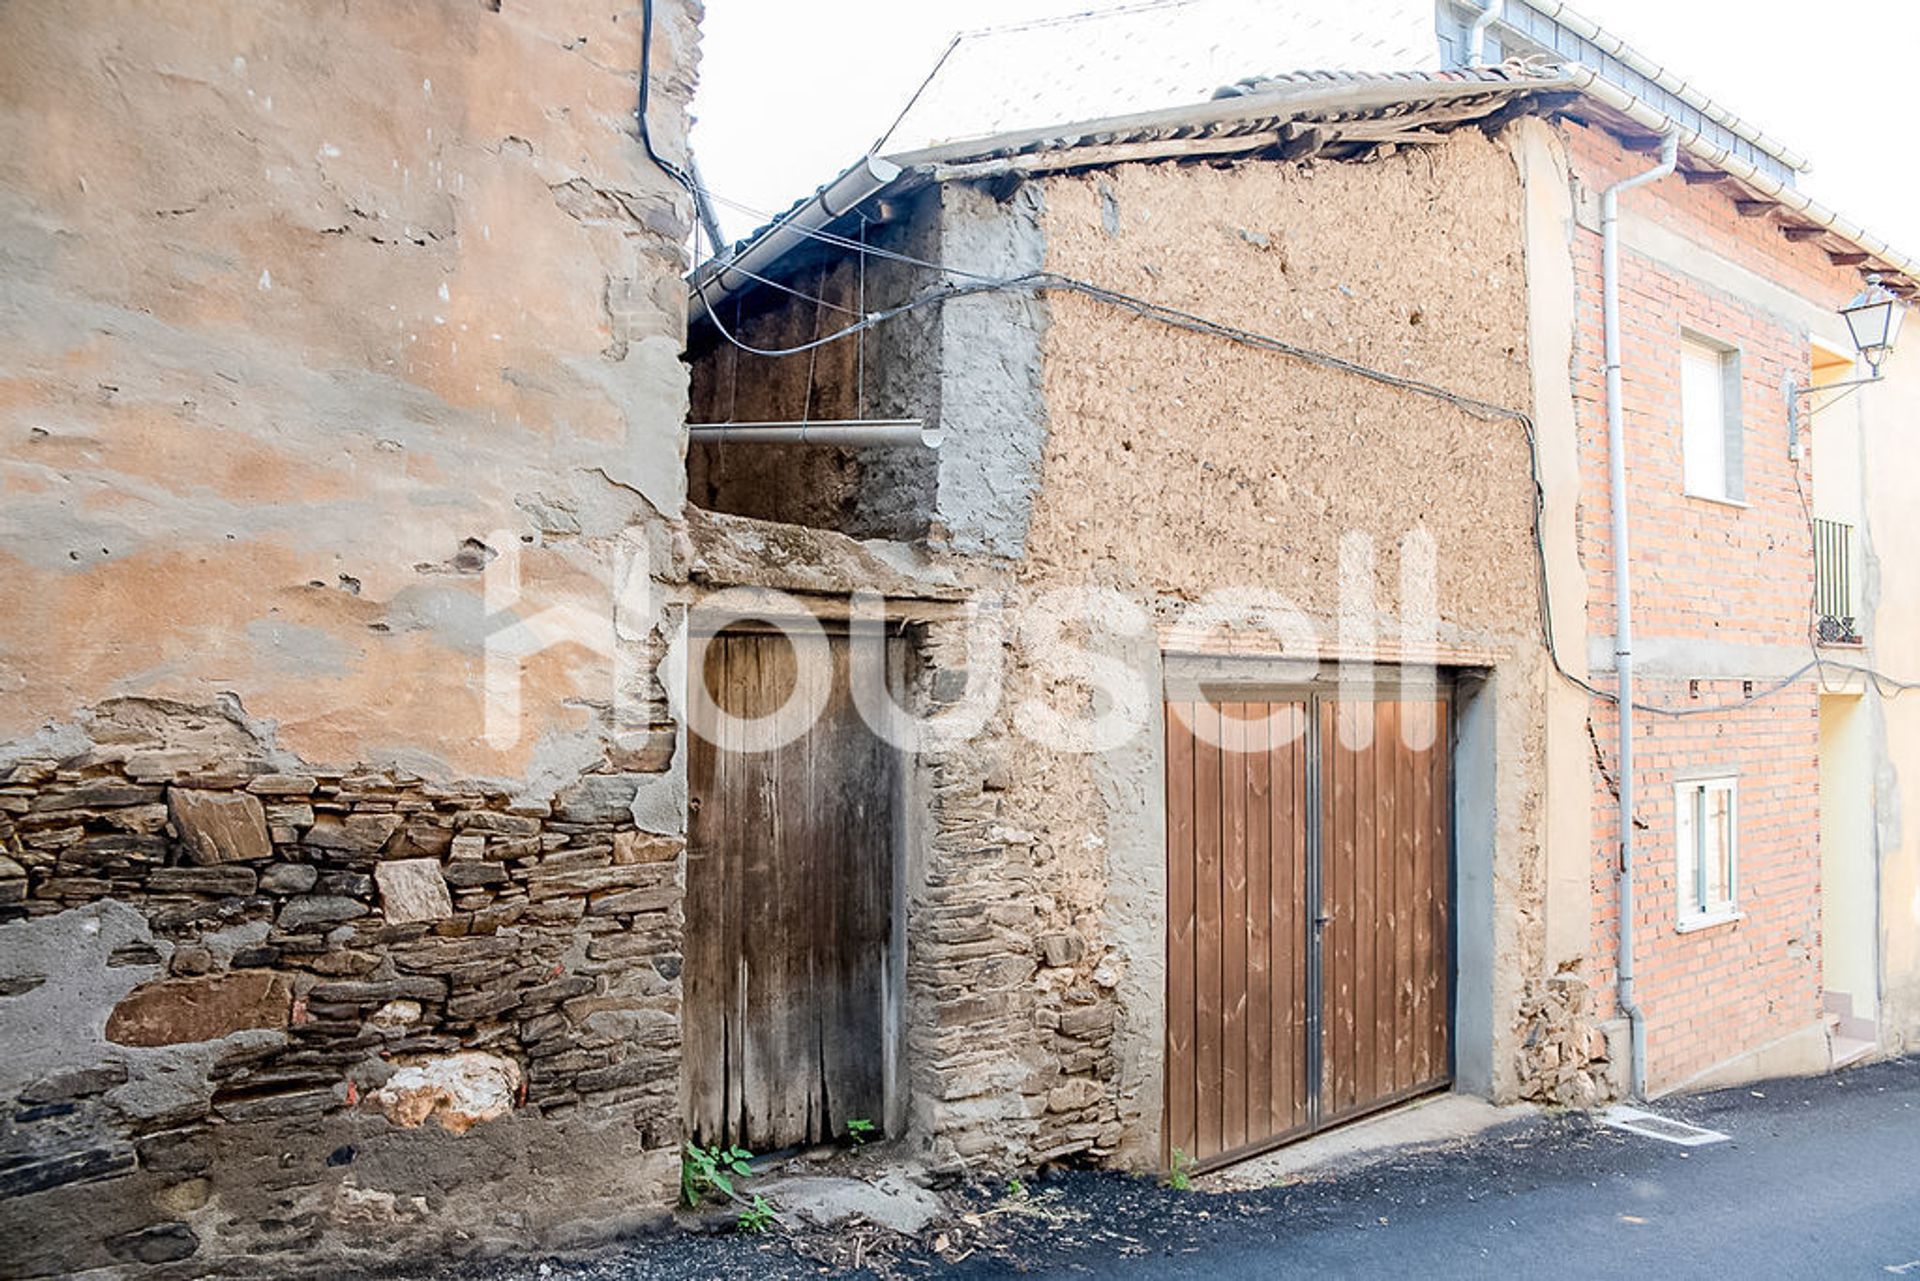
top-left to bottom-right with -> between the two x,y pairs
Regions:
907,621 -> 1125,1175
0,703 -> 683,1271
1513,966 -> 1618,1109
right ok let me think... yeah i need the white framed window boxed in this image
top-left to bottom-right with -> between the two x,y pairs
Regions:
1680,335 -> 1744,503
1675,776 -> 1739,929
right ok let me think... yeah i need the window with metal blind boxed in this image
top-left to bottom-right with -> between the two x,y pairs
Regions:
1814,517 -> 1860,644
1680,336 -> 1744,503
1675,776 -> 1739,930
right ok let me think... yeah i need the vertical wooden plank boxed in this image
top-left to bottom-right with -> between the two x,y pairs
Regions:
1164,702 -> 1197,1165
816,634 -> 891,1142
1318,700 -> 1340,1118
1283,702 -> 1308,1132
1373,700 -> 1398,1102
1266,704 -> 1289,1136
1220,703 -> 1249,1154
1393,700 -> 1417,1096
1245,704 -> 1273,1147
682,632 -> 725,1144
1430,698 -> 1453,1081
738,634 -> 783,1143
727,635 -> 759,1144
1193,700 -> 1224,1161
1410,693 -> 1435,1088
1353,701 -> 1378,1115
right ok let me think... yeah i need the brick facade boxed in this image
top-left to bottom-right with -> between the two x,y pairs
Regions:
1563,121 -> 1852,1089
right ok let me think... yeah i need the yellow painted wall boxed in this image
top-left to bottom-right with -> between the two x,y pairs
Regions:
1860,334 -> 1920,1050
1820,693 -> 1876,1020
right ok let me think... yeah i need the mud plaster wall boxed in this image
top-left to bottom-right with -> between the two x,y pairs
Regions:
974,132 -> 1561,1161
878,135 -> 1566,1175
0,2 -> 700,1273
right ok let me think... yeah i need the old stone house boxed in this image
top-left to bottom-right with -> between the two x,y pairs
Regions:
680,0 -> 1920,1177
4,0 -> 1920,1276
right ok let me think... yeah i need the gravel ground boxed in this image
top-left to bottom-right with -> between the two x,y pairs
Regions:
409,1055 -> 1920,1280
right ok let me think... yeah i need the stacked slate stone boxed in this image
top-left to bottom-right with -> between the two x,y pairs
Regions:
0,743 -> 684,1238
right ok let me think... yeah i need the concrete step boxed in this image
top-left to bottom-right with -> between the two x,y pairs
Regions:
1830,1036 -> 1877,1070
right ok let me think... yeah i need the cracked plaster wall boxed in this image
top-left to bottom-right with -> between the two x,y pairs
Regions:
0,1 -> 700,1273
0,0 -> 697,784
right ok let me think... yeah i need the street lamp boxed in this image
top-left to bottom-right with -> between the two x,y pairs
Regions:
1839,275 -> 1907,376
1786,274 -> 1909,458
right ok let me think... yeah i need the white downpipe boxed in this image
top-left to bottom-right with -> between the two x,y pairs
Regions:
1466,0 -> 1502,67
687,419 -> 942,447
1603,131 -> 1677,1101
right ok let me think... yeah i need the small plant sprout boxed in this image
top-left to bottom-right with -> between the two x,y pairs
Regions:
1166,1147 -> 1196,1191
737,1194 -> 775,1234
846,1118 -> 875,1146
681,1141 -> 754,1208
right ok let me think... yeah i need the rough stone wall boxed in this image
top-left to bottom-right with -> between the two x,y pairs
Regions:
0,0 -> 699,1272
0,701 -> 683,1274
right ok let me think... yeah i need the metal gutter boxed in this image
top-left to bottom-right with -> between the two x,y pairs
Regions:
1563,66 -> 1920,290
1502,0 -> 1811,174
688,154 -> 901,310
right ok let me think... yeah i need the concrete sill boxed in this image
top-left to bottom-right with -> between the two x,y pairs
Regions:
1675,911 -> 1744,935
1682,490 -> 1750,510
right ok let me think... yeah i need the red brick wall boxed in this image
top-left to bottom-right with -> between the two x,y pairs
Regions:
1562,121 -> 1855,1088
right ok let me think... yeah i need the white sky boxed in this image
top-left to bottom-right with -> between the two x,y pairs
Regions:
691,0 -> 1920,256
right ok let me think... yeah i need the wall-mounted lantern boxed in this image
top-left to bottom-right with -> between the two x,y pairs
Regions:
1839,275 -> 1907,376
1786,274 -> 1909,458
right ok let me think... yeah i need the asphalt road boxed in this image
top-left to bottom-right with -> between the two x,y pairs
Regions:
1024,1055 -> 1920,1280
447,1056 -> 1920,1281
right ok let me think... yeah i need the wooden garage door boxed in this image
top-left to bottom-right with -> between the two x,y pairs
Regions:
684,628 -> 898,1151
1165,689 -> 1451,1168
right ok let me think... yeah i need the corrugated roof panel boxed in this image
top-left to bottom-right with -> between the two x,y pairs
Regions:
881,0 -> 1440,154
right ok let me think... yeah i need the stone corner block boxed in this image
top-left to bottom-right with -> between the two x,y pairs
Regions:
375,858 -> 453,924
168,788 -> 271,864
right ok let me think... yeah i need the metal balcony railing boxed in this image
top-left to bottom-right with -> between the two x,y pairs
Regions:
1814,517 -> 1861,645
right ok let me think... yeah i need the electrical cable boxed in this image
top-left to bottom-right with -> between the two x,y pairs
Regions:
638,0 -> 695,193
683,176 -> 1920,713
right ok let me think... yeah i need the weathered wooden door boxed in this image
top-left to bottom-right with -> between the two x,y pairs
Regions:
1165,684 -> 1452,1168
684,627 -> 898,1150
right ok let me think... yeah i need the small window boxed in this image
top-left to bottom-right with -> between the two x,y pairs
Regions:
1675,776 -> 1738,927
1680,337 -> 1743,502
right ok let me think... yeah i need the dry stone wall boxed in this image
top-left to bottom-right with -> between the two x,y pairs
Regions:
0,700 -> 683,1273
